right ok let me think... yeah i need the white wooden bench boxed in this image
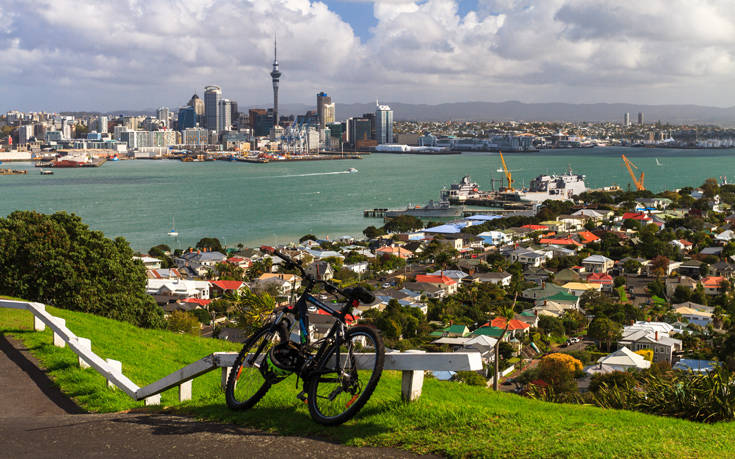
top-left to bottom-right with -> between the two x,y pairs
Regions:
1,299 -> 483,404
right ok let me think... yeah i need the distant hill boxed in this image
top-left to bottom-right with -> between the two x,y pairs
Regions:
65,101 -> 735,126
332,101 -> 735,125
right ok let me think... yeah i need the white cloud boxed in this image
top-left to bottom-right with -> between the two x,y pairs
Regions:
1,0 -> 735,110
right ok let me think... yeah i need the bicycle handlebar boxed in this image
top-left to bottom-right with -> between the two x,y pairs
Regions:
260,245 -> 375,305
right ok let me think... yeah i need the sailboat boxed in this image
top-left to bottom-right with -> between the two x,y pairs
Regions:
168,217 -> 179,237
655,158 -> 663,166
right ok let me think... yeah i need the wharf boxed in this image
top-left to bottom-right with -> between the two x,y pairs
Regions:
0,168 -> 27,175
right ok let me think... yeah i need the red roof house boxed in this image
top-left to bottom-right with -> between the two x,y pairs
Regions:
209,280 -> 245,296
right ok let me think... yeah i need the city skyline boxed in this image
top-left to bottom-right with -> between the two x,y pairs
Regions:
2,1 -> 735,111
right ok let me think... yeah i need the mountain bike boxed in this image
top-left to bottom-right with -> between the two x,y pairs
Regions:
225,246 -> 384,426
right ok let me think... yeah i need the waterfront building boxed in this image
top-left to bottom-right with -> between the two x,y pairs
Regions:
624,112 -> 630,127
317,92 -> 334,129
97,116 -> 108,134
638,112 -> 644,125
218,99 -> 232,132
250,108 -> 274,137
376,102 -> 394,145
348,117 -> 373,148
187,93 -> 205,125
119,130 -> 177,149
18,124 -> 34,144
183,127 -> 209,146
204,85 -> 222,131
157,107 -> 170,129
177,106 -> 197,130
270,38 -> 282,127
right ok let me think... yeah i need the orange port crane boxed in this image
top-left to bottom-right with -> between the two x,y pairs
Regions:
621,154 -> 645,191
499,150 -> 514,191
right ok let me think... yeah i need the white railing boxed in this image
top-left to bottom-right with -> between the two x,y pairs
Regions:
0,299 -> 483,403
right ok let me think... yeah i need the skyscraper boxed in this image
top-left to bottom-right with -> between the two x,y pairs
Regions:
157,107 -> 170,129
218,99 -> 232,132
317,92 -> 332,129
204,85 -> 222,131
638,112 -> 644,125
178,106 -> 196,130
623,112 -> 630,127
187,93 -> 205,125
97,115 -> 108,133
375,101 -> 393,145
270,38 -> 282,127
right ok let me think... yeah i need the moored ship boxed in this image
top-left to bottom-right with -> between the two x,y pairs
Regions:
385,199 -> 463,218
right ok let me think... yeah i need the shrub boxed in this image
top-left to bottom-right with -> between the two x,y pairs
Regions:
635,349 -> 654,362
452,371 -> 486,386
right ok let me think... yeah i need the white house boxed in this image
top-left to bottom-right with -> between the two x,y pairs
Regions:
146,278 -> 211,303
597,346 -> 651,371
477,230 -> 512,247
134,256 -> 162,270
581,255 -> 614,273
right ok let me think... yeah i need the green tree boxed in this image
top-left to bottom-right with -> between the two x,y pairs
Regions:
215,262 -> 244,281
0,211 -> 164,328
299,234 -> 317,243
195,237 -> 223,252
382,215 -> 423,233
233,288 -> 276,335
167,311 -> 200,335
588,317 -> 622,351
363,225 -> 385,239
74,123 -> 89,137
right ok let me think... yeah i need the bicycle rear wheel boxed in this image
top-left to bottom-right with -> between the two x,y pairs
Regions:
225,325 -> 284,411
307,325 -> 384,425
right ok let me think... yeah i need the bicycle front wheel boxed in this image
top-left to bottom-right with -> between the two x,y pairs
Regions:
307,325 -> 384,425
225,325 -> 283,411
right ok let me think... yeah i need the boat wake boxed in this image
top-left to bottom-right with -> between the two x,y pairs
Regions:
259,171 -> 352,179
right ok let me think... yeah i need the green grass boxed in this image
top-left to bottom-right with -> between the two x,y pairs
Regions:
3,304 -> 735,457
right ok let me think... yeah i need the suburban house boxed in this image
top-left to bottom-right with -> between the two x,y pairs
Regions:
596,347 -> 651,372
711,261 -> 735,278
715,230 -> 735,244
553,268 -> 583,284
470,271 -> 512,287
134,256 -> 162,270
146,268 -> 182,280
430,324 -> 470,338
508,248 -> 551,267
306,261 -> 334,281
700,276 -> 726,295
404,281 -> 446,299
572,208 -> 611,221
376,245 -> 413,259
522,282 -> 567,300
254,273 -> 302,297
586,272 -> 614,291
669,239 -> 694,252
562,282 -> 602,296
618,322 -> 682,363
672,302 -> 713,327
524,267 -> 553,286
209,280 -> 246,297
678,260 -> 704,279
477,230 -> 512,246
665,276 -> 698,297
428,269 -> 469,283
343,261 -> 369,274
174,250 -> 227,277
415,274 -> 458,295
146,278 -> 211,304
582,255 -> 614,273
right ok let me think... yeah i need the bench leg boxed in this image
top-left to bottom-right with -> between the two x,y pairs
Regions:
221,367 -> 232,392
179,380 -> 192,402
401,370 -> 424,402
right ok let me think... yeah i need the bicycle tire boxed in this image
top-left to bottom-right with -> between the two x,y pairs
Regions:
225,324 -> 281,411
306,325 -> 384,425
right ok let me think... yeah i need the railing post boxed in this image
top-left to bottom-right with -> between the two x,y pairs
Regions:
33,303 -> 46,331
401,350 -> 426,402
221,367 -> 232,392
145,394 -> 161,406
52,318 -> 66,347
75,337 -> 92,369
106,359 -> 122,389
179,380 -> 192,402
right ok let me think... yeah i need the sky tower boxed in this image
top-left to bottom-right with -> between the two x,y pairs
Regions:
270,36 -> 281,127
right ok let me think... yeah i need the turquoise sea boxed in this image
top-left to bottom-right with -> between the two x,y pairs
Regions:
1,147 -> 734,251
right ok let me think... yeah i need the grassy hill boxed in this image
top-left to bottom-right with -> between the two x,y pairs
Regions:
2,304 -> 735,458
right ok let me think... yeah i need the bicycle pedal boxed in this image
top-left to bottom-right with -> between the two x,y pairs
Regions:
296,391 -> 308,403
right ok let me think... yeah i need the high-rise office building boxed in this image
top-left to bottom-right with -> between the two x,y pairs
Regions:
218,99 -> 232,132
270,38 -> 282,127
157,107 -> 170,129
188,93 -> 205,125
317,92 -> 333,129
204,85 -> 222,131
623,112 -> 630,127
638,112 -> 644,125
375,101 -> 393,145
178,106 -> 197,130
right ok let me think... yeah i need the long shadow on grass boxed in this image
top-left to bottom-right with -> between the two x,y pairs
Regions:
0,333 -> 85,414
114,407 -> 390,443
172,403 -> 392,443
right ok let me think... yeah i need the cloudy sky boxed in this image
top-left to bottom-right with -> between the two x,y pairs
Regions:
2,0 -> 735,111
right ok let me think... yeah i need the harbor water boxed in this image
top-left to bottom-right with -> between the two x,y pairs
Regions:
1,147 -> 733,251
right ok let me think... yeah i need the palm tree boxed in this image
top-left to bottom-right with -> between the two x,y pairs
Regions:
234,288 -> 276,335
493,294 -> 517,391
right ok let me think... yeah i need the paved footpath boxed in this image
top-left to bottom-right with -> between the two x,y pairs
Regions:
0,334 -> 431,458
